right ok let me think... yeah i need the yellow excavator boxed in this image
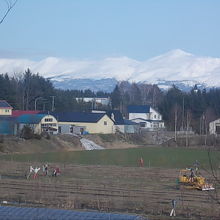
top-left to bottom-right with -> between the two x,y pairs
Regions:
178,168 -> 215,191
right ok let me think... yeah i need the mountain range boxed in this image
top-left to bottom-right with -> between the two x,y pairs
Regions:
1,49 -> 220,92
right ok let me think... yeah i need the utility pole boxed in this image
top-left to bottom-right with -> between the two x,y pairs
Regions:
34,97 -> 42,111
174,105 -> 177,142
50,96 -> 55,112
182,96 -> 185,131
186,111 -> 190,147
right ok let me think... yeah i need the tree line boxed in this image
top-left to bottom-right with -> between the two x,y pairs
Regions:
1,70 -> 220,133
0,69 -> 109,112
111,82 -> 220,133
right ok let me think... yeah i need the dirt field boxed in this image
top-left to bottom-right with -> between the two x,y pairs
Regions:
0,160 -> 219,220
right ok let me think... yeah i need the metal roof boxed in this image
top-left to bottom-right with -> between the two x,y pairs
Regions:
124,119 -> 139,125
0,206 -> 147,220
127,105 -> 150,113
0,100 -> 12,108
17,114 -> 47,124
51,112 -> 108,123
12,110 -> 41,117
0,116 -> 16,121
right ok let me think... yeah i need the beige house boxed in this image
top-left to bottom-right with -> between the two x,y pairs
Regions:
17,114 -> 58,134
53,112 -> 115,134
0,100 -> 13,116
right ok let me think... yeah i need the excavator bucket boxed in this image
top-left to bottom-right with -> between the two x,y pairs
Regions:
201,184 -> 215,191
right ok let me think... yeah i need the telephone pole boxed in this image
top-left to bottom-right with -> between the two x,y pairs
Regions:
50,96 -> 55,112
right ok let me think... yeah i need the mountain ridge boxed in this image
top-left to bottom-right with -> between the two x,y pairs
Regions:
1,49 -> 220,91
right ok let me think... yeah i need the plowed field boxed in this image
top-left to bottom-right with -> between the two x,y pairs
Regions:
0,161 -> 219,220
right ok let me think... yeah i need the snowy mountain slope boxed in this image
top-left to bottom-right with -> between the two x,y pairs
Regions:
1,49 -> 220,90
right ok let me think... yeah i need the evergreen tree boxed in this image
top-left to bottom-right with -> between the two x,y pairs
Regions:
111,85 -> 121,109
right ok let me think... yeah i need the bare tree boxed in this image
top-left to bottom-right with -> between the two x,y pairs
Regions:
186,110 -> 192,147
0,0 -> 18,25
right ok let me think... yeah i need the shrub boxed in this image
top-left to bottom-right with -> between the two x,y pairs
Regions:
34,134 -> 42,140
0,135 -> 4,143
20,125 -> 34,140
0,144 -> 4,152
41,131 -> 50,140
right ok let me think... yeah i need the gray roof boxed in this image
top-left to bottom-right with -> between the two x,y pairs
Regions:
51,112 -> 109,123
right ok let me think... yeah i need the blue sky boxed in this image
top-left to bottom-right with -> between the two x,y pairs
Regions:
0,0 -> 220,60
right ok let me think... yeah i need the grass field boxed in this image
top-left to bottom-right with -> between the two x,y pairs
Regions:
1,146 -> 220,169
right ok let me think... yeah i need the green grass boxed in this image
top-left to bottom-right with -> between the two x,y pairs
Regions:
1,146 -> 220,169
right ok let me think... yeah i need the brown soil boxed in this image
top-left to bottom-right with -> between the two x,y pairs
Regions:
0,161 -> 219,220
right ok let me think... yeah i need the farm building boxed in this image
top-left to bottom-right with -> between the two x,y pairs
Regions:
127,105 -> 165,131
0,116 -> 17,135
76,96 -> 111,107
17,114 -> 58,135
52,112 -> 115,134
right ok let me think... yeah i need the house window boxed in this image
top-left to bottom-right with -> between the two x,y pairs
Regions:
5,109 -> 9,113
45,118 -> 53,122
140,122 -> 145,127
104,121 -> 107,125
154,115 -> 156,119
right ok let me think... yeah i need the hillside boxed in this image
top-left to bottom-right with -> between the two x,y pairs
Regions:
1,132 -> 220,155
0,133 -> 147,154
0,135 -> 82,154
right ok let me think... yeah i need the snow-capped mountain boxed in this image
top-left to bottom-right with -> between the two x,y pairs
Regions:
1,49 -> 220,91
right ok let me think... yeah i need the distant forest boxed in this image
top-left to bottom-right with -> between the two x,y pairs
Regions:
1,69 -> 220,133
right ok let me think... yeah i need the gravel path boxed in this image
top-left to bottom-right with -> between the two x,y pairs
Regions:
80,138 -> 104,150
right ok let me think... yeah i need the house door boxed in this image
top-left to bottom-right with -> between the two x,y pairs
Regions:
80,128 -> 84,135
216,126 -> 220,134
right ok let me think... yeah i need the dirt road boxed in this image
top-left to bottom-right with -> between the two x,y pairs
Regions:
80,138 -> 104,150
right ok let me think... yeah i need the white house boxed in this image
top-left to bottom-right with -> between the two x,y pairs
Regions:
209,118 -> 220,135
127,105 -> 165,131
